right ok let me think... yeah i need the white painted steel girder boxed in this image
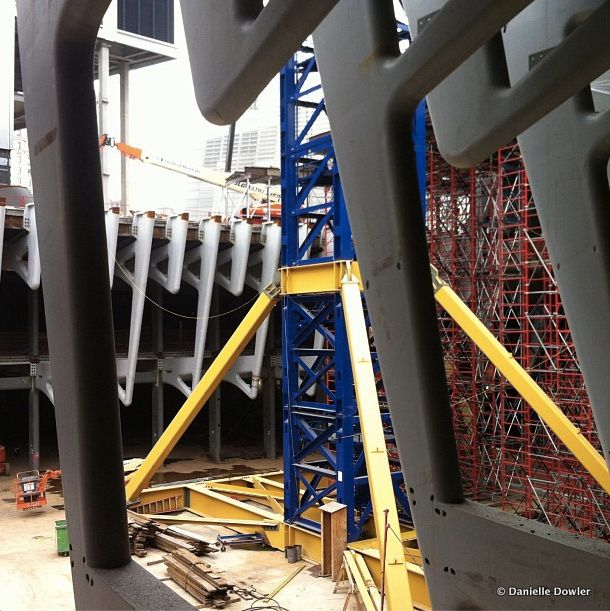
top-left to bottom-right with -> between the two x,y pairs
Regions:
227,221 -> 281,398
115,211 -> 155,405
180,217 -> 221,395
1,207 -> 280,405
149,213 -> 189,294
105,207 -> 120,287
214,219 -> 252,296
5,203 -> 40,289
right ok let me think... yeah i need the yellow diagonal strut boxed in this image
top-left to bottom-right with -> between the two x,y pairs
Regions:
125,282 -> 281,502
341,265 -> 412,611
431,265 -> 610,496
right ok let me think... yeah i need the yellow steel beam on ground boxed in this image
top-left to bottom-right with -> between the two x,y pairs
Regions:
281,260 -> 363,295
204,482 -> 285,501
343,550 -> 379,611
431,265 -> 610,496
349,538 -> 430,611
250,477 -> 285,514
141,513 -> 277,528
353,551 -> 383,610
125,283 -> 281,501
341,266 -> 412,611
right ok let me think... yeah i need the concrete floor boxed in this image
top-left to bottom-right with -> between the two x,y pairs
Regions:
0,451 -> 355,610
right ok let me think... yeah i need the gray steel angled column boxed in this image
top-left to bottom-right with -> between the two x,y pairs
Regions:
17,1 -> 188,608
17,0 -> 129,569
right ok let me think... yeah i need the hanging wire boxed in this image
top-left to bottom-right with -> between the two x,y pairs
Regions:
113,256 -> 259,321
243,597 -> 289,611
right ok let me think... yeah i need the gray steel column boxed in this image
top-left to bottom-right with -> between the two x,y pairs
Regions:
224,122 -> 236,173
28,288 -> 39,470
208,291 -> 221,462
98,41 -> 111,205
262,310 -> 276,459
119,61 -> 129,215
208,388 -> 221,462
262,357 -> 276,460
0,2 -> 14,185
151,283 -> 164,445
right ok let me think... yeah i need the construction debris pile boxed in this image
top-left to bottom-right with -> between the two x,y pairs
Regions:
127,510 -> 218,557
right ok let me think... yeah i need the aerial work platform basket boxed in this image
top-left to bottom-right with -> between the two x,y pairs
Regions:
13,469 -> 61,510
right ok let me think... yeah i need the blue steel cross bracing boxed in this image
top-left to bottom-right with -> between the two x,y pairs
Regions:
281,33 -> 420,541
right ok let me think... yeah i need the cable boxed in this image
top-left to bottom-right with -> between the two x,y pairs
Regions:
243,597 -> 289,611
113,256 -> 259,321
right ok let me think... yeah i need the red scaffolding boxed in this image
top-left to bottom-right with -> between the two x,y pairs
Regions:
427,138 -> 610,541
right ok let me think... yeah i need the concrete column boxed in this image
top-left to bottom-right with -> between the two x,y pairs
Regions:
119,61 -> 130,215
151,283 -> 164,446
28,289 -> 40,470
208,291 -> 221,462
97,42 -> 111,205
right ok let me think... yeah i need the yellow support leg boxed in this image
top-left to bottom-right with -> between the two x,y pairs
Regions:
126,283 -> 280,502
431,265 -> 610,496
341,268 -> 412,611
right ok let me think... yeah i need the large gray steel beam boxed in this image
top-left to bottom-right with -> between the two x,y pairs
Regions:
180,0 -> 339,124
311,1 -> 610,608
402,0 -> 610,167
17,1 -> 188,608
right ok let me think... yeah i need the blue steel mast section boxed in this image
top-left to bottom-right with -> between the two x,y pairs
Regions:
281,38 -> 417,541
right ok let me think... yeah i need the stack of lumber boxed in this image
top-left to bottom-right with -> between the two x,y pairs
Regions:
165,549 -> 240,608
129,519 -> 155,557
127,510 -> 217,557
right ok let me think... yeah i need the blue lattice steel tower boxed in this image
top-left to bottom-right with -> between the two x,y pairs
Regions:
280,45 -> 361,540
280,39 -> 421,541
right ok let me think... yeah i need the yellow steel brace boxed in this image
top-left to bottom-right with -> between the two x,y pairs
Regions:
431,265 -> 610,496
125,283 -> 280,501
341,266 -> 412,611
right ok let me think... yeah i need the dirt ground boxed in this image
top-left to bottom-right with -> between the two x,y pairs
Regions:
0,450 -> 356,611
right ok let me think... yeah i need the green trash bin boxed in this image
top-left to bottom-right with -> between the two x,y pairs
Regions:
55,519 -> 69,556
